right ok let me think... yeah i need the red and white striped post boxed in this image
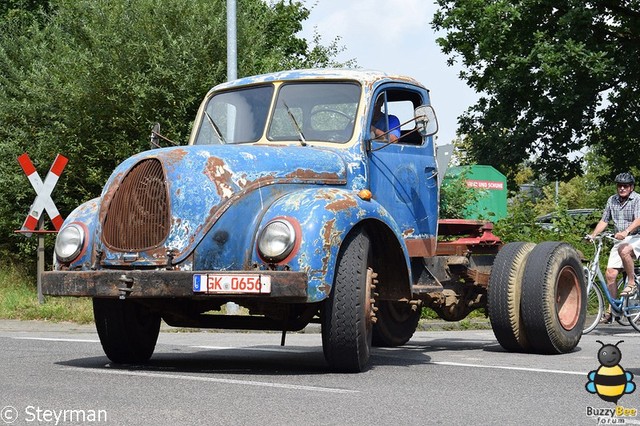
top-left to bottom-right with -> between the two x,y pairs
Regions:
18,153 -> 67,235
16,153 -> 68,304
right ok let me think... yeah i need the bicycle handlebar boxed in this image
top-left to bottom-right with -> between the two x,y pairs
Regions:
585,232 -> 616,242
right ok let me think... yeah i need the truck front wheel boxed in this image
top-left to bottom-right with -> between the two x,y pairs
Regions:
322,229 -> 374,372
93,298 -> 161,364
520,242 -> 586,354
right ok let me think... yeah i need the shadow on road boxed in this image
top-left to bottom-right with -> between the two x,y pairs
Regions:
53,333 -> 506,375
56,341 -> 439,375
53,324 -> 631,375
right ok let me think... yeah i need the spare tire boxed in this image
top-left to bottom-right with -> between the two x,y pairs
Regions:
520,242 -> 586,354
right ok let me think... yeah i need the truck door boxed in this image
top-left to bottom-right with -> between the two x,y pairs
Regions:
367,87 -> 439,257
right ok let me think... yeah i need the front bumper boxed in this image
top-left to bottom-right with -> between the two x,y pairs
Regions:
42,269 -> 309,301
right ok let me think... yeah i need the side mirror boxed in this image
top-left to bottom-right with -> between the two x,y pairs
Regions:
150,123 -> 161,149
148,123 -> 178,148
415,105 -> 438,137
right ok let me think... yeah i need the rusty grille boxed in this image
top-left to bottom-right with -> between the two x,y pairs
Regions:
103,159 -> 170,251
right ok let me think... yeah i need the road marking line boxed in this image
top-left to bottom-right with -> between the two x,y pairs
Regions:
61,367 -> 359,394
190,345 -> 312,354
431,361 -> 586,376
12,337 -> 99,343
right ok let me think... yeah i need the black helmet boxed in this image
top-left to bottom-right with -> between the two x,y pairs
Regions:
615,172 -> 635,185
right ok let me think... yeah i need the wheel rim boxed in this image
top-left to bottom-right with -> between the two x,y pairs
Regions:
365,268 -> 378,328
556,265 -> 581,330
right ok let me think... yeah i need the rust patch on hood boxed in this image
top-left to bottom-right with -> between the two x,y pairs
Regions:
161,148 -> 188,167
326,197 -> 357,212
204,156 -> 235,199
285,168 -> 343,183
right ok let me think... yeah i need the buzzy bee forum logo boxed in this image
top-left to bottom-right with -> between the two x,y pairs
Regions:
585,340 -> 638,423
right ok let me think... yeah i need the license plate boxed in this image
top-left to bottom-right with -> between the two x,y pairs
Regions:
193,274 -> 271,294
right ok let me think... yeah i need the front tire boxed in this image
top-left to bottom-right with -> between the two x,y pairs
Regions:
521,242 -> 586,354
322,230 -> 374,372
93,298 -> 161,364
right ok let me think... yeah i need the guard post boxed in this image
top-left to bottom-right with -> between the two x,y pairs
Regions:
15,153 -> 68,304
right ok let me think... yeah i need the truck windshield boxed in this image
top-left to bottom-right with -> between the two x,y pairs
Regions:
194,85 -> 274,145
193,82 -> 360,145
268,82 -> 360,144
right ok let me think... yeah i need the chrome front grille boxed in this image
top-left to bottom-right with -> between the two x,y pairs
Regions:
103,159 -> 170,250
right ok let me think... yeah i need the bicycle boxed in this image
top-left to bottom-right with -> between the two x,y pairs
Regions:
583,233 -> 640,334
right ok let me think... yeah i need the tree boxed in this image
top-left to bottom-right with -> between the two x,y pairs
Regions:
0,0 -> 347,265
0,0 -> 50,17
432,0 -> 640,181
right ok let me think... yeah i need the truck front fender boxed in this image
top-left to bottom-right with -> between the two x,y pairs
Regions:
54,197 -> 100,270
254,188 -> 412,303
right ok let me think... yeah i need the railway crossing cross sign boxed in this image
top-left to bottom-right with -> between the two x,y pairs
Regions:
17,153 -> 68,236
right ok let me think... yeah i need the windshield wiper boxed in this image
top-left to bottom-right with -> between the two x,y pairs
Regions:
282,101 -> 307,146
204,111 -> 226,144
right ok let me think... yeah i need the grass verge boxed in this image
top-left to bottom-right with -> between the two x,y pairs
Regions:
0,266 -> 93,323
0,266 -> 493,330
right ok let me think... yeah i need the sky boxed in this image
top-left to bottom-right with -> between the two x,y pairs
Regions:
299,0 -> 479,146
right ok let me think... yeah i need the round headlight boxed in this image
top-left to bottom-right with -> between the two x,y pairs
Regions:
55,224 -> 85,263
257,219 -> 296,263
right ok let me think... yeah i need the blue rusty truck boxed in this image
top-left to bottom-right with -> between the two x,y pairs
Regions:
42,69 -> 586,372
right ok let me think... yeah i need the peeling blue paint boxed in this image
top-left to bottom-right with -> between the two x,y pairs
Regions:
53,69 -> 439,304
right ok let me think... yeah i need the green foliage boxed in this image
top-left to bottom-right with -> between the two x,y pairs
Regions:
0,0 -> 51,17
494,199 -> 597,261
440,168 -> 486,219
433,1 -> 640,181
519,151 -> 613,216
533,177 -> 609,217
0,0 -> 346,266
0,265 -> 93,323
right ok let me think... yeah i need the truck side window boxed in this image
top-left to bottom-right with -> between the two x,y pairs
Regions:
371,90 -> 423,145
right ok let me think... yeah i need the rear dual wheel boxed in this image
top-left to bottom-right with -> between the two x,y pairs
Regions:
487,242 -> 535,351
520,242 -> 586,354
489,242 -> 586,354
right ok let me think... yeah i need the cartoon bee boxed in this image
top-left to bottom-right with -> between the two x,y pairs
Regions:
586,340 -> 635,403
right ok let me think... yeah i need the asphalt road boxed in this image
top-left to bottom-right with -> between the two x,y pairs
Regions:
1,320 -> 640,426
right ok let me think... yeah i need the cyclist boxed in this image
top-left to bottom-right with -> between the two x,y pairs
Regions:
588,172 -> 640,323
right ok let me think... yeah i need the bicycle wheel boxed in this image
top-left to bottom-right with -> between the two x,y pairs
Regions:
625,292 -> 640,333
615,277 -> 640,326
583,283 -> 604,334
